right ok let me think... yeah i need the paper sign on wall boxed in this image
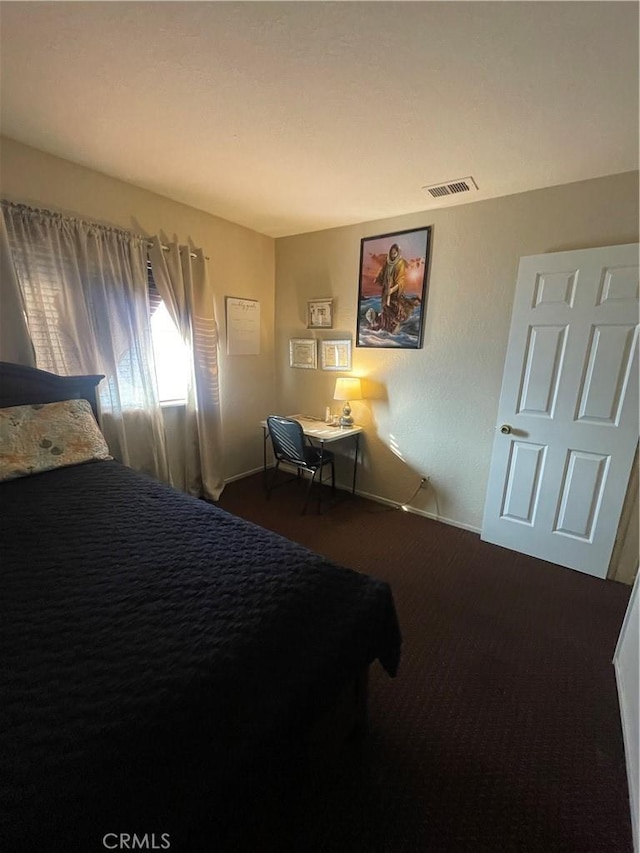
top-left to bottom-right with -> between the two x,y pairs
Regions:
226,297 -> 260,355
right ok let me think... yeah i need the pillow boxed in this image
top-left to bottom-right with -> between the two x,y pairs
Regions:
0,399 -> 112,482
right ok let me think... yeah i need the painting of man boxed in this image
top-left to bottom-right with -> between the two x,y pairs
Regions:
357,227 -> 431,348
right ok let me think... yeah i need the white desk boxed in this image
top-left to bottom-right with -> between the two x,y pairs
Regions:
261,415 -> 363,494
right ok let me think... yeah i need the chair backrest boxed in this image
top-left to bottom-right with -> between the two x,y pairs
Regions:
267,416 -> 308,466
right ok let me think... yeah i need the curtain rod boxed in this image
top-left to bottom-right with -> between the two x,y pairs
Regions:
149,241 -> 209,261
1,201 -> 210,261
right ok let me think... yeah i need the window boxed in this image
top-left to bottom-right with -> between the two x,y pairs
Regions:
150,300 -> 190,404
8,239 -> 85,375
8,222 -> 188,407
147,267 -> 190,404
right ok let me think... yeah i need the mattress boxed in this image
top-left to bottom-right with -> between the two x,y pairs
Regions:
0,460 -> 400,851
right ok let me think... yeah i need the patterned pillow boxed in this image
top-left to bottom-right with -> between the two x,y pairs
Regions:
0,399 -> 112,482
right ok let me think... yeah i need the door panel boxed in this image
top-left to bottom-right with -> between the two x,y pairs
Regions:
533,270 -> 578,307
599,265 -> 639,304
482,244 -> 639,578
576,324 -> 638,424
501,441 -> 547,525
553,450 -> 609,541
518,325 -> 568,416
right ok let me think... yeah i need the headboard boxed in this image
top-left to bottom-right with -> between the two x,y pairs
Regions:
0,362 -> 104,422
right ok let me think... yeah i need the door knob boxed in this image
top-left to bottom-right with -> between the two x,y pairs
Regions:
500,424 -> 512,435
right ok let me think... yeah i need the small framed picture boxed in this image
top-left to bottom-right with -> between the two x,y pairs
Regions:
289,338 -> 317,369
307,298 -> 333,329
320,339 -> 352,371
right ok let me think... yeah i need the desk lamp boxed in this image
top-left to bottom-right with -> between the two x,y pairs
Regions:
333,377 -> 362,427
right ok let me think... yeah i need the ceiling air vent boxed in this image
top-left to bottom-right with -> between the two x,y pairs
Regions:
423,176 -> 479,199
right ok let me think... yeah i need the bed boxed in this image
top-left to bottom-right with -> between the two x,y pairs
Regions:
0,362 -> 401,852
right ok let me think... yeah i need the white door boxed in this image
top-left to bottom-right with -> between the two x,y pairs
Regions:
482,243 -> 639,578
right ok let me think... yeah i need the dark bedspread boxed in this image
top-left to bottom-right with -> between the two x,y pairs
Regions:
0,461 -> 400,852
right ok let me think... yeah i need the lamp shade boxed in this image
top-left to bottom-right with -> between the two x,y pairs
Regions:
334,377 -> 362,401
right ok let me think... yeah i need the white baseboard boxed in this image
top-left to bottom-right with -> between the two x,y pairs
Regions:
224,465 -> 265,484
353,487 -> 481,534
226,468 -> 481,535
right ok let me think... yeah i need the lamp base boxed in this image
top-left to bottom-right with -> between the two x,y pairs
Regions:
339,402 -> 354,427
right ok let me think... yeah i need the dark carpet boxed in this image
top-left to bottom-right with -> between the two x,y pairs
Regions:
217,474 -> 633,853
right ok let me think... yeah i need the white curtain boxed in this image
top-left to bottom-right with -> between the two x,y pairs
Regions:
0,212 -> 35,366
149,239 -> 224,500
2,202 -> 170,483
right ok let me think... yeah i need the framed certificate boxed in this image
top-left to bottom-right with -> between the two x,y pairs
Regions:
307,298 -> 333,329
320,339 -> 352,371
289,338 -> 317,369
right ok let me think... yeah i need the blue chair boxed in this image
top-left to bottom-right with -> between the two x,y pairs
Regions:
266,416 -> 335,514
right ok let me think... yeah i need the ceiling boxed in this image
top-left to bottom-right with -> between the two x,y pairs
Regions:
1,1 -> 638,238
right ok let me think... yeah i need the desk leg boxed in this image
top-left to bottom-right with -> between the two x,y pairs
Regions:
352,433 -> 360,494
263,427 -> 268,490
318,440 -> 326,512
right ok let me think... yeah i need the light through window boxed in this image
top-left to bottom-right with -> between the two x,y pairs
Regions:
150,301 -> 190,403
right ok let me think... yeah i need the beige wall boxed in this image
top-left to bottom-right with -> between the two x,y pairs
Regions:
2,136 -> 637,545
275,172 -> 639,532
0,136 -> 276,481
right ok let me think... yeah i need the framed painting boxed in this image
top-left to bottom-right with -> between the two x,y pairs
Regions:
356,226 -> 432,348
320,339 -> 352,371
289,338 -> 317,369
307,298 -> 333,329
